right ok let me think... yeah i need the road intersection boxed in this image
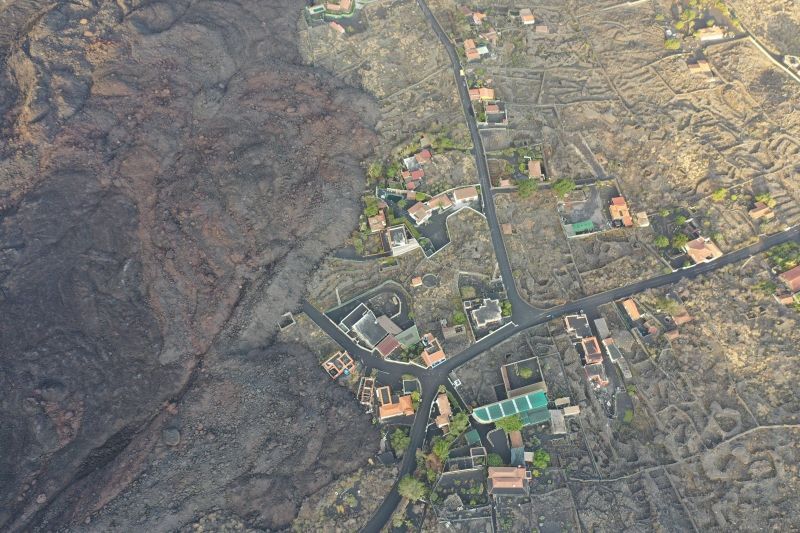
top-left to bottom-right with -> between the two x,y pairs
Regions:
303,1 -> 800,530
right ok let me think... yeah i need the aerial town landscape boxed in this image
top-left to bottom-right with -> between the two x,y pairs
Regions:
1,0 -> 799,532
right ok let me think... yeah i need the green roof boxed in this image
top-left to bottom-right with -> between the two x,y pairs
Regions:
571,220 -> 594,233
519,408 -> 551,426
471,390 -> 548,424
396,325 -> 420,347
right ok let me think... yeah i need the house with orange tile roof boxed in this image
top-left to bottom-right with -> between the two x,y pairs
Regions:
428,194 -> 453,211
779,265 -> 800,292
480,29 -> 498,45
329,21 -> 346,34
378,394 -> 415,421
408,202 -> 432,225
453,186 -> 479,203
410,276 -> 423,287
324,0 -> 353,13
622,298 -> 641,321
519,8 -> 535,25
487,466 -> 531,496
683,237 -> 723,264
415,149 -> 432,164
367,209 -> 386,233
580,336 -> 603,364
421,333 -> 447,367
609,196 -> 633,227
748,201 -> 775,220
469,87 -> 495,101
435,393 -> 452,432
527,159 -> 542,179
472,11 -> 487,25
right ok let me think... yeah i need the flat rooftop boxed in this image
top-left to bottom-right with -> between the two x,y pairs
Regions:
472,390 -> 548,424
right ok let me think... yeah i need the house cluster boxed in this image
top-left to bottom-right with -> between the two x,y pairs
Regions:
400,149 -> 432,191
408,186 -> 480,225
620,295 -> 691,348
338,302 -> 419,358
608,196 -> 649,228
775,264 -> 800,306
468,81 -> 508,127
564,313 -> 614,388
459,6 -> 499,60
519,7 -> 548,33
305,0 -> 355,21
372,384 -> 416,421
748,201 -> 776,221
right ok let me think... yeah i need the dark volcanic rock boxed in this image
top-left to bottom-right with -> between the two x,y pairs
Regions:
0,0 -> 379,531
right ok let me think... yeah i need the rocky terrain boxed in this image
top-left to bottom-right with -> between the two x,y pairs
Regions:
0,0 -> 379,530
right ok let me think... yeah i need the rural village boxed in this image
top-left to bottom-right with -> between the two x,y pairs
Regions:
287,0 -> 800,531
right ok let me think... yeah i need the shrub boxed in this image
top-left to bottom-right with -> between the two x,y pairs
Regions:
654,235 -> 670,249
664,37 -> 681,50
452,310 -> 467,325
517,179 -> 537,198
755,193 -> 777,208
398,475 -> 427,501
495,414 -> 523,433
711,188 -> 728,202
623,409 -> 634,424
391,428 -> 411,453
501,300 -> 512,317
532,449 -> 551,469
672,233 -> 689,250
517,366 -> 533,379
432,437 -> 451,461
552,178 -> 576,197
487,453 -> 504,467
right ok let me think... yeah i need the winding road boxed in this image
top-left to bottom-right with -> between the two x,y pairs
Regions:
303,1 -> 800,530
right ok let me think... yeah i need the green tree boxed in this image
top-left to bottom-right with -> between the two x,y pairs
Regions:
517,179 -> 537,198
367,161 -> 383,181
415,192 -> 426,202
398,475 -> 427,501
386,161 -> 401,179
411,390 -> 421,409
501,300 -> 512,317
755,193 -> 777,208
452,310 -> 467,325
432,437 -> 451,461
672,233 -> 689,250
517,366 -> 533,379
654,235 -> 670,249
495,415 -> 523,433
364,196 -> 379,217
532,449 -> 550,469
449,412 -> 470,436
487,453 -> 504,467
674,215 -> 687,226
391,428 -> 410,453
664,37 -> 681,50
711,188 -> 728,202
552,178 -> 576,197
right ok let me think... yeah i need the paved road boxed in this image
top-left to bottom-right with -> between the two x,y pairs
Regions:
301,1 -> 800,530
414,0 -> 539,318
301,222 -> 800,533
